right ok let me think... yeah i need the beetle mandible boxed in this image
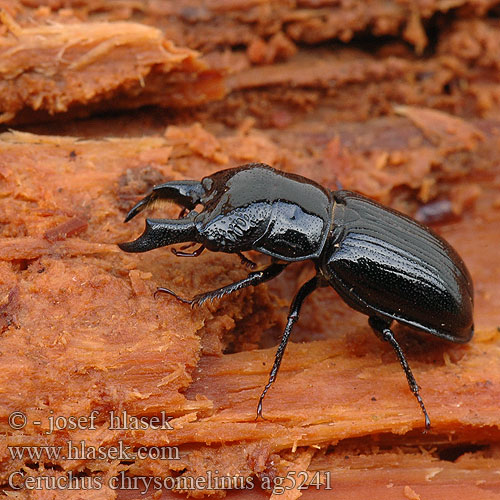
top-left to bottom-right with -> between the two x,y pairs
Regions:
119,163 -> 474,428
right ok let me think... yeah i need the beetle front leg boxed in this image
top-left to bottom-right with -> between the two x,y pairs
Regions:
257,275 -> 321,419
124,180 -> 206,222
369,316 -> 431,429
156,262 -> 288,306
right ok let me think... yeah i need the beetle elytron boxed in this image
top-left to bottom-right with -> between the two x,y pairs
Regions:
119,164 -> 474,428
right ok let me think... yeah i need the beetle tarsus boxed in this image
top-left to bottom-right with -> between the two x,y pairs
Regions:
369,316 -> 431,429
257,275 -> 320,419
155,287 -> 206,307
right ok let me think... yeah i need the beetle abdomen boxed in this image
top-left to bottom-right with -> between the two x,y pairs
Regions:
321,191 -> 474,342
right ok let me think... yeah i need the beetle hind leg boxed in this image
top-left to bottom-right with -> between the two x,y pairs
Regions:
369,316 -> 431,429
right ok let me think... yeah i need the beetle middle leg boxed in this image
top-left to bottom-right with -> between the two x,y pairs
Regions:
156,261 -> 288,306
369,316 -> 431,429
257,274 -> 321,420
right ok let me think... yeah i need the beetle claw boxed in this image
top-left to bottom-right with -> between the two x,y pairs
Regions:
154,287 -> 212,308
154,287 -> 193,304
255,403 -> 267,422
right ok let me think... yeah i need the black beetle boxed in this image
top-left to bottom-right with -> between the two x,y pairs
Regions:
119,163 -> 474,428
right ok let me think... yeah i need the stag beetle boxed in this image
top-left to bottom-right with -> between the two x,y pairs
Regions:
119,163 -> 474,428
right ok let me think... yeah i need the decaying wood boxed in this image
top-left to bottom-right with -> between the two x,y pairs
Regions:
1,0 -> 500,498
4,8 -> 500,129
0,118 -> 499,498
5,0 -> 499,52
207,16 -> 500,128
0,11 -> 225,124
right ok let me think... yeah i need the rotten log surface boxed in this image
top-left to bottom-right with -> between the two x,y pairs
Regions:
4,0 -> 500,52
0,1 -> 500,498
4,9 -> 500,126
0,116 -> 499,498
0,11 -> 225,124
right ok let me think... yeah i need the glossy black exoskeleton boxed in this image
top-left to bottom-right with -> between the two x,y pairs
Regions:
119,163 -> 474,428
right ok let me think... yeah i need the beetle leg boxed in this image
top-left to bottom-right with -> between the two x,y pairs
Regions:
179,242 -> 196,251
237,252 -> 257,269
257,275 -> 321,420
171,244 -> 205,257
178,207 -> 189,219
153,287 -> 191,304
124,180 -> 206,222
155,262 -> 288,306
368,316 -> 431,429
